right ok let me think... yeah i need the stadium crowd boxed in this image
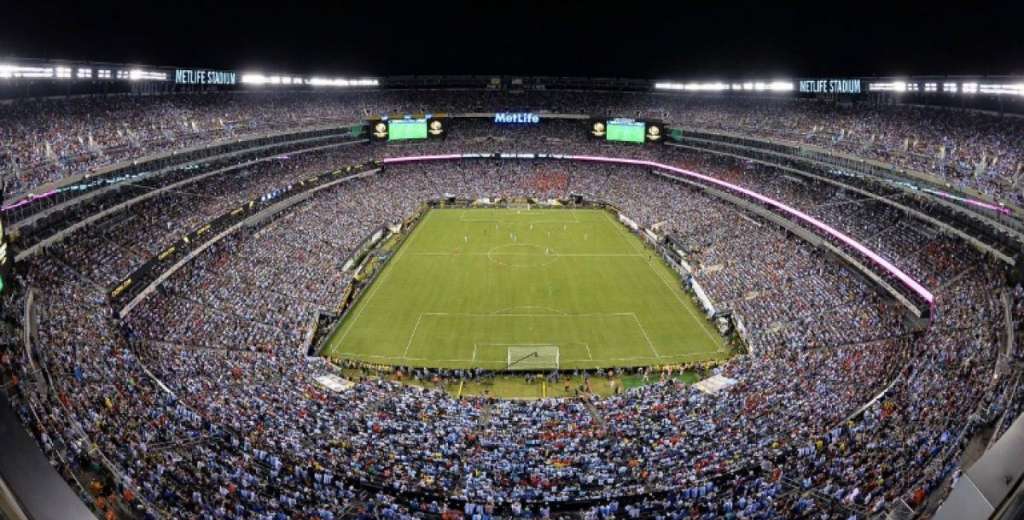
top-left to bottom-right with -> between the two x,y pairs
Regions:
3,91 -> 1023,206
0,98 -> 1021,520
48,145 -> 371,287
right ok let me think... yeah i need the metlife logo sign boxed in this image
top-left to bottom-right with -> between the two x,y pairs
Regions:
175,69 -> 237,85
494,112 -> 541,124
798,79 -> 861,94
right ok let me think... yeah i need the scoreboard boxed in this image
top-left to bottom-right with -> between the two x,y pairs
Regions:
369,116 -> 446,142
607,119 -> 646,143
589,118 -> 663,144
389,119 -> 428,140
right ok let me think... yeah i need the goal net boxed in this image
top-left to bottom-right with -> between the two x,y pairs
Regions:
508,201 -> 531,210
506,345 -> 559,371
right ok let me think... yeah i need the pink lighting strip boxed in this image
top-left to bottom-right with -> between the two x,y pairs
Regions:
2,189 -> 59,211
381,153 -> 935,303
923,188 -> 1012,215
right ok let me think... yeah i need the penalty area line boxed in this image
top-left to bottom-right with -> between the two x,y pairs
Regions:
328,213 -> 428,350
402,313 -> 426,359
605,211 -> 722,348
629,312 -> 662,359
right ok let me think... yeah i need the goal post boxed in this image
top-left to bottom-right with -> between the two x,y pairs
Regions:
506,345 -> 559,371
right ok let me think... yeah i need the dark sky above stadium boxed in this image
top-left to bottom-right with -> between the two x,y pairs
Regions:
1,1 -> 1021,78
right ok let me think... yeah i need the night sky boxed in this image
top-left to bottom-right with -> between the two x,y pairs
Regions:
1,1 -> 1021,78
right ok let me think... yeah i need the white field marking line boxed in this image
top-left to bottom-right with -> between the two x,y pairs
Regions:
402,313 -> 426,359
329,211 -> 429,350
421,312 -> 633,318
336,352 -> 719,362
475,343 -> 560,349
608,212 -> 725,353
489,261 -> 560,270
603,212 -> 722,349
412,252 -> 642,257
460,219 -> 583,225
403,358 -> 487,363
602,211 -> 642,254
560,351 -> 722,363
584,343 -> 593,360
456,210 -> 583,225
475,342 -> 561,345
629,312 -> 662,359
562,356 -> 657,362
491,306 -> 568,315
474,343 -> 560,359
459,214 -> 580,220
485,243 -> 561,269
455,208 -> 578,223
338,353 -> 478,363
657,350 -> 725,358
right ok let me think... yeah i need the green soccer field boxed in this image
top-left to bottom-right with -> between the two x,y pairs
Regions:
323,208 -> 728,370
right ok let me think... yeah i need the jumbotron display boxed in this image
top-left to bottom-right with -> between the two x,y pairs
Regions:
606,118 -> 646,143
388,118 -> 428,140
370,116 -> 446,141
590,118 -> 664,144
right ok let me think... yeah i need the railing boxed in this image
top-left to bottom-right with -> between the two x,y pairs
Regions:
113,164 -> 381,317
667,126 -> 1024,227
665,139 -> 1018,264
4,122 -> 367,223
10,292 -> 162,517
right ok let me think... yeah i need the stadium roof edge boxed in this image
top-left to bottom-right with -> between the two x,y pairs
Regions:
2,56 -> 1024,88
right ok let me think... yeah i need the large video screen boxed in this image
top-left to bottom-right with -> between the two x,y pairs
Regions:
388,119 -> 429,141
606,119 -> 646,143
589,118 -> 663,144
369,117 -> 445,142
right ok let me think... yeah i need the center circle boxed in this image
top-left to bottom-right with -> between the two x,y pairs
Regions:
487,243 -> 560,268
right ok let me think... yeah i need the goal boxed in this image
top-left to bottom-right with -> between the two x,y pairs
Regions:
506,345 -> 559,371
508,201 -> 531,210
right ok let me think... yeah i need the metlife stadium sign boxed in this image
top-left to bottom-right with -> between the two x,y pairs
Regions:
798,79 -> 861,94
494,112 -> 541,124
174,69 -> 237,85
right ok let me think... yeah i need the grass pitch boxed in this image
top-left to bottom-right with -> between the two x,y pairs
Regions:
324,208 -> 727,370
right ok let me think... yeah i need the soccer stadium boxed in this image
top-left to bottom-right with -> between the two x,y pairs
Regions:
0,4 -> 1023,520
